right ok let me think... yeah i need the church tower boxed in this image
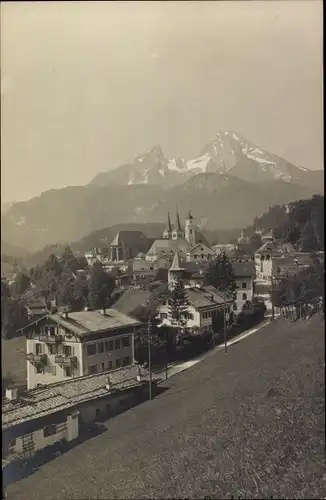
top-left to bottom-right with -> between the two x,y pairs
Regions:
172,208 -> 184,240
185,210 -> 196,247
163,212 -> 172,239
168,248 -> 186,285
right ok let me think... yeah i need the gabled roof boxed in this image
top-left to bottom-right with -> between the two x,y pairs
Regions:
112,290 -> 152,317
110,231 -> 149,248
132,260 -> 155,273
255,241 -> 294,254
188,243 -> 215,254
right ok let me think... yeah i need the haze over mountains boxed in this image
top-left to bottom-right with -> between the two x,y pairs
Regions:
2,132 -> 323,252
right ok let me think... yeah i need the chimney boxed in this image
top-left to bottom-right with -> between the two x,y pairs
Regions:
105,375 -> 113,391
6,387 -> 18,401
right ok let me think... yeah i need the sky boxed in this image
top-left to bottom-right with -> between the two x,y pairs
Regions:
1,0 -> 323,203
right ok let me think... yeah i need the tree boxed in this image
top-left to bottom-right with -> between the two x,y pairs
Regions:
204,252 -> 236,295
88,263 -> 115,309
61,246 -> 81,274
74,275 -> 90,309
167,279 -> 190,338
11,272 -> 31,297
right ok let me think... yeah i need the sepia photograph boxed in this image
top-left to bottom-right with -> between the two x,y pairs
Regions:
1,1 -> 324,498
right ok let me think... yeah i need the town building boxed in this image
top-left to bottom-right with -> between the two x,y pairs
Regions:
156,285 -> 233,332
109,231 -> 153,262
21,290 -> 49,319
2,365 -> 158,463
186,242 -> 216,263
232,261 -> 256,314
254,240 -> 295,280
21,308 -> 142,390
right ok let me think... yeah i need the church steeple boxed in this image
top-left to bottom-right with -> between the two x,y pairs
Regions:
185,209 -> 195,247
176,207 -> 182,231
172,206 -> 184,240
163,212 -> 172,239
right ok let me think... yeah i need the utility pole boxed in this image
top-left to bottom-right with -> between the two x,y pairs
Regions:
271,271 -> 275,321
165,330 -> 168,380
148,319 -> 152,400
224,304 -> 227,354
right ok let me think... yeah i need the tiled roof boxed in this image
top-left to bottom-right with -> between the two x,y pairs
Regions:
45,309 -> 140,336
185,286 -> 232,309
2,365 -> 158,430
232,261 -> 256,278
147,239 -> 190,256
188,243 -> 215,254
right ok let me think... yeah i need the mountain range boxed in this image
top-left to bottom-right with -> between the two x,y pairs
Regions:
2,131 -> 323,252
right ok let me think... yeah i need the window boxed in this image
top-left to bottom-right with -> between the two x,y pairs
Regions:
64,366 -> 72,377
242,293 -> 247,300
48,344 -> 57,355
105,340 -> 113,352
36,365 -> 43,374
87,343 -> 96,356
115,339 -> 121,350
63,345 -> 72,357
115,358 -> 122,368
88,364 -> 97,375
98,342 -> 104,354
101,362 -> 105,372
49,326 -> 55,335
108,360 -> 113,370
95,408 -> 101,421
44,424 -> 57,437
188,313 -> 194,320
233,303 -> 238,311
122,336 -> 130,348
242,282 -> 247,289
160,313 -> 168,319
35,343 -> 43,355
122,356 -> 131,367
44,326 -> 49,334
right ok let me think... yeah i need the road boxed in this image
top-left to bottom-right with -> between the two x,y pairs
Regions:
155,318 -> 271,381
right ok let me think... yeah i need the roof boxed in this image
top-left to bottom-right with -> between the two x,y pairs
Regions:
188,243 -> 215,255
147,238 -> 190,256
262,230 -> 274,240
186,286 -> 231,309
132,260 -> 155,273
48,309 -> 140,336
2,365 -> 157,431
6,315 -> 323,499
256,241 -> 295,254
112,290 -> 151,316
110,230 -> 149,248
170,249 -> 185,271
232,261 -> 256,278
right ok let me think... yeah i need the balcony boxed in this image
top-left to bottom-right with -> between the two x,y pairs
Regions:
26,353 -> 47,365
39,334 -> 63,344
55,355 -> 77,368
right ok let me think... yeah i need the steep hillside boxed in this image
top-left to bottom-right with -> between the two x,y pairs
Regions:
132,174 -> 319,230
2,184 -> 164,252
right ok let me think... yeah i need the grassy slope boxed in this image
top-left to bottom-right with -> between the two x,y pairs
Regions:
6,316 -> 325,499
